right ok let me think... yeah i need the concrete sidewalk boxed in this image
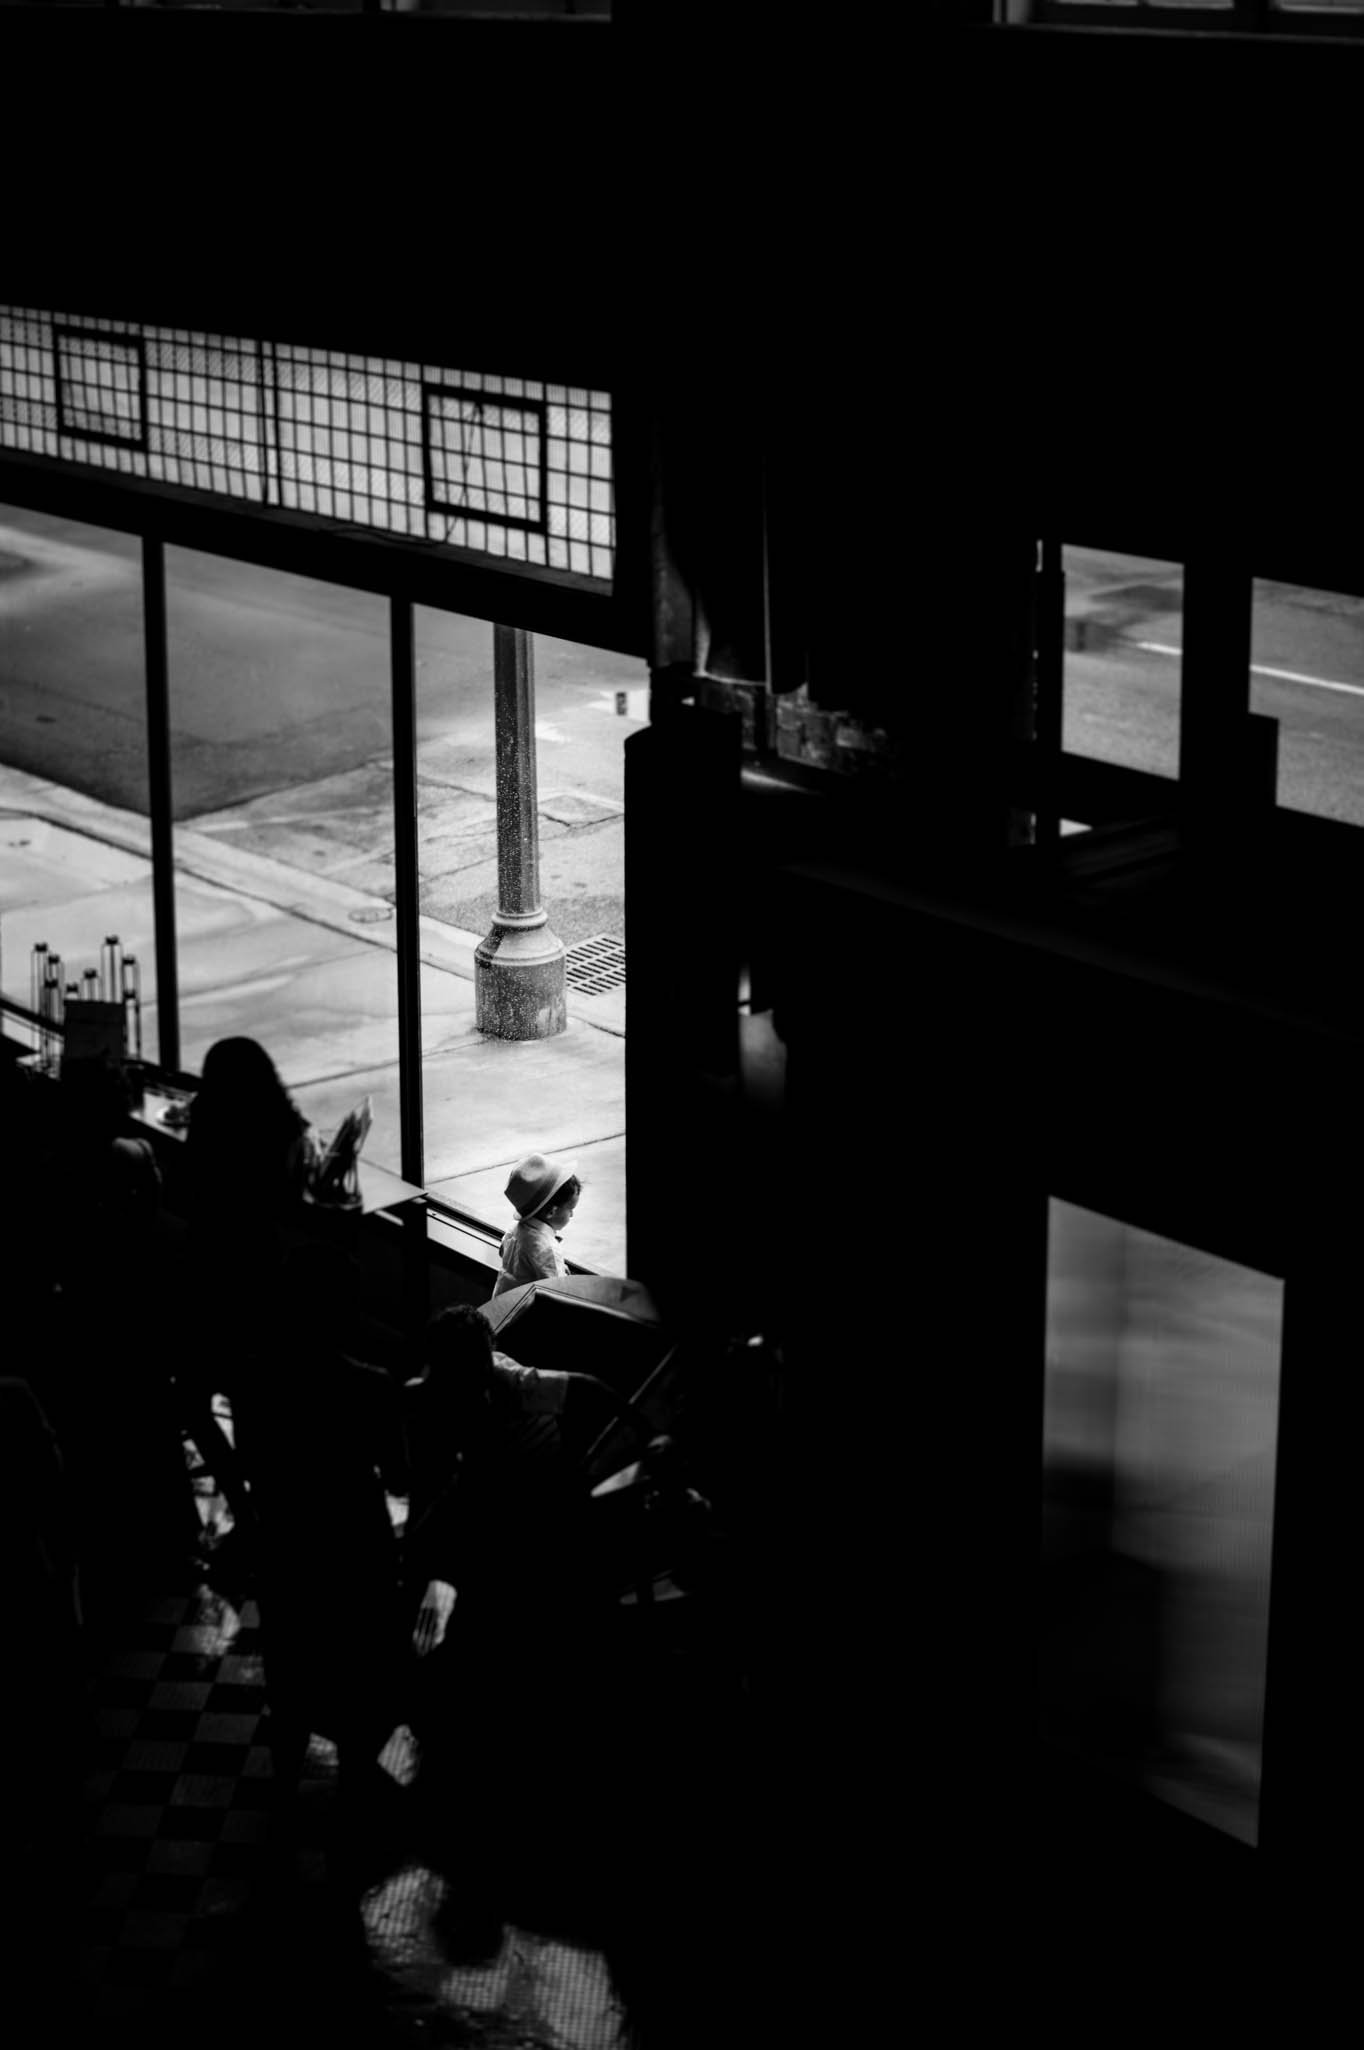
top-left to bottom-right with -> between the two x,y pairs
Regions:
0,761 -> 628,1274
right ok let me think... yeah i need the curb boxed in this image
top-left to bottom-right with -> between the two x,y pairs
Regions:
0,763 -> 626,1039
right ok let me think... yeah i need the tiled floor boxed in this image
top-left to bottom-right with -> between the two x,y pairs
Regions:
63,1460 -> 770,2050
82,1589 -> 309,2015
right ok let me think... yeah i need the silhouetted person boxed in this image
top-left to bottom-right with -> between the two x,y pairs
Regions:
184,1034 -> 311,1274
1,1051 -> 62,1381
401,1303 -> 685,1952
232,1246 -> 408,1816
406,1304 -> 574,1532
402,1303 -> 652,1623
403,1310 -> 589,1641
178,1036 -> 313,1519
42,1056 -> 198,1620
0,1376 -> 89,2001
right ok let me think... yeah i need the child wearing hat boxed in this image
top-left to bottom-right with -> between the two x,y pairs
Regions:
491,1152 -> 581,1298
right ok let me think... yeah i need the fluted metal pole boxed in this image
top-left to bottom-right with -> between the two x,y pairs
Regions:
474,625 -> 566,1039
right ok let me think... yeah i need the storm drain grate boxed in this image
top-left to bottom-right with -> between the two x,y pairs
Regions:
564,934 -> 626,995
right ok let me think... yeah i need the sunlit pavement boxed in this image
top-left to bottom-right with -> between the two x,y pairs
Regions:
0,761 -> 628,1273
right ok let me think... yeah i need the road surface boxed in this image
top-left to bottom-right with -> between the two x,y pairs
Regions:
1064,548 -> 1364,825
0,505 -> 647,947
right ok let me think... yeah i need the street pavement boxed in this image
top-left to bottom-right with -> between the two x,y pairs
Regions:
185,751 -> 630,955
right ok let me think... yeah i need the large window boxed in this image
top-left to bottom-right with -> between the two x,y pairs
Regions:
1250,579 -> 1364,827
3,298 -> 631,1256
1032,1 -> 1364,25
1062,547 -> 1183,781
0,504 -> 158,1059
1056,553 -> 1364,829
415,611 -> 640,1274
0,475 -> 638,1269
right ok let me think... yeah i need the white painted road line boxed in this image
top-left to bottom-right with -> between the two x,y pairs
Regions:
1136,640 -> 1364,701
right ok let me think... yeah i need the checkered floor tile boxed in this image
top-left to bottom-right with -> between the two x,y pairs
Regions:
15,1397 -> 770,2050
69,1562 -> 758,2047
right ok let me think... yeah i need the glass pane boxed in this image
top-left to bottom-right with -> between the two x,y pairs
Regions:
1063,547 -> 1183,779
1250,581 -> 1364,826
0,504 -> 157,1062
416,611 -> 638,1273
1043,1199 -> 1282,1846
164,549 -> 398,1163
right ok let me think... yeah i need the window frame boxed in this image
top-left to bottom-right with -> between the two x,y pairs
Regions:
1022,531 -> 1364,844
0,417 -> 646,1239
1030,0 -> 1364,34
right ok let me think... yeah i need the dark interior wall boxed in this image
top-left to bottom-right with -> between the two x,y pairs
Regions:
944,26 -> 1362,560
2,14 -> 628,387
7,16 -> 1362,621
6,17 -> 1357,407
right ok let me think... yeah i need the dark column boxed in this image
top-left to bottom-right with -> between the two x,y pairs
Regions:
624,701 -> 741,1322
141,535 -> 179,1076
1179,557 -> 1279,846
1260,1178 -> 1362,1877
474,625 -> 566,1040
390,595 -> 424,1186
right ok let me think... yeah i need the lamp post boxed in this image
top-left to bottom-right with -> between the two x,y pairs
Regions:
475,625 -> 567,1040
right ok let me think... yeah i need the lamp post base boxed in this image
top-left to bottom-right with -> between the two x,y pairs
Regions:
475,922 -> 568,1040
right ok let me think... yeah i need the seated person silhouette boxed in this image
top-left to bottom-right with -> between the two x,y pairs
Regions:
402,1304 -> 642,1612
402,1306 -> 583,1617
42,1056 -> 198,1613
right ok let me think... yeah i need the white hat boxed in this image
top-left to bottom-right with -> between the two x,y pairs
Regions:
505,1152 -> 579,1220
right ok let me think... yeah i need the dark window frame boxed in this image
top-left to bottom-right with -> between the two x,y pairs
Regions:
1023,531 -> 1364,842
0,435 -> 645,1249
421,383 -> 550,537
1030,0 -> 1364,33
54,325 -> 149,453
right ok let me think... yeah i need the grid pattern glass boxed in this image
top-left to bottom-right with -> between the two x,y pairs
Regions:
0,307 -> 614,583
55,327 -> 146,448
